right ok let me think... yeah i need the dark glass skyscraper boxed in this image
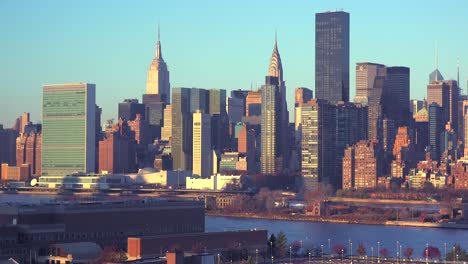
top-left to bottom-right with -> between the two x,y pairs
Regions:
315,11 -> 350,103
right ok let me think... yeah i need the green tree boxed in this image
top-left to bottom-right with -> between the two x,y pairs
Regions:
446,244 -> 468,261
275,231 -> 288,258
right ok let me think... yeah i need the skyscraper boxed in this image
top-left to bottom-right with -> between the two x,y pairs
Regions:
384,67 -> 410,127
427,80 -> 459,133
146,27 -> 170,102
16,124 -> 42,176
315,11 -> 350,103
172,88 -> 192,170
161,104 -> 172,141
192,110 -> 212,178
261,76 -> 281,174
300,99 -> 336,190
42,83 -> 96,175
428,103 -> 444,160
118,99 -> 145,121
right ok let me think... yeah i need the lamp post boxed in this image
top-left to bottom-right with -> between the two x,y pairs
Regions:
289,246 -> 292,264
377,242 -> 380,263
371,246 -> 374,264
217,253 -> 220,264
341,249 -> 344,264
350,241 -> 353,264
271,256 -> 274,264
456,254 -> 459,264
321,245 -> 324,264
396,241 -> 399,264
328,239 -> 331,254
255,249 -> 258,264
399,244 -> 402,264
444,242 -> 446,264
270,241 -> 273,260
425,243 -> 429,264
309,252 -> 311,264
453,246 -> 456,263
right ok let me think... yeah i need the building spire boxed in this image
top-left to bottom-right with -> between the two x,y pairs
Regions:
155,23 -> 163,60
268,31 -> 283,83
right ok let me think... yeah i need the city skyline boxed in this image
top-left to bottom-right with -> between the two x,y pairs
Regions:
1,0 -> 468,126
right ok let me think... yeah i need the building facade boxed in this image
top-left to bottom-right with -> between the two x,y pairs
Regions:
42,83 -> 96,176
192,111 -> 212,178
146,29 -> 170,102
315,11 -> 350,103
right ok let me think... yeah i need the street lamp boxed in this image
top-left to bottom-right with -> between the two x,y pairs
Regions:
396,241 -> 399,264
456,254 -> 459,264
350,242 -> 353,264
321,245 -> 324,264
377,242 -> 380,263
217,253 -> 220,264
426,243 -> 429,264
444,242 -> 447,264
341,249 -> 344,264
270,241 -> 273,260
289,246 -> 292,264
271,255 -> 274,264
328,239 -> 331,254
399,245 -> 402,263
371,246 -> 374,264
309,252 -> 311,264
255,249 -> 258,264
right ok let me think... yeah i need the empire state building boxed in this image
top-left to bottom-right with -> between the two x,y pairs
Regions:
146,28 -> 170,102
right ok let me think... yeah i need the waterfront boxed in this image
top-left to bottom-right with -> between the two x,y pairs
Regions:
206,216 -> 468,257
1,193 -> 467,258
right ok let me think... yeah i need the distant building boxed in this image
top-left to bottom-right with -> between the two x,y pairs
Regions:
19,112 -> 30,135
220,152 -> 239,172
146,28 -> 170,102
1,163 -> 31,182
161,104 -> 172,141
295,87 -> 313,107
427,80 -> 459,133
315,11 -> 350,103
42,83 -> 96,176
142,93 -> 167,139
342,140 -> 381,190
98,119 -> 136,174
118,99 -> 145,121
16,123 -> 42,176
410,99 -> 424,115
300,99 -> 336,190
186,174 -> 241,190
192,110 -> 212,178
0,127 -> 18,174
428,103 -> 445,161
245,91 -> 261,116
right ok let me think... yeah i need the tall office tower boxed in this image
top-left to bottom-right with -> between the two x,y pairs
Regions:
192,111 -> 212,178
410,99 -> 424,115
335,102 -> 368,186
342,140 -> 380,190
146,27 -> 170,102
384,67 -> 410,127
382,118 -> 396,157
459,100 -> 468,151
245,91 -> 262,116
19,112 -> 30,135
16,124 -> 42,176
355,62 -> 387,141
230,90 -> 249,114
0,127 -> 18,166
427,80 -> 459,133
261,76 -> 281,174
118,99 -> 145,121
227,96 -> 244,124
413,108 -> 429,159
172,88 -> 211,171
161,104 -> 172,141
42,83 -> 96,176
268,36 -> 290,171
95,105 -> 102,173
98,119 -> 136,174
440,123 -> 457,163
428,103 -> 445,160
238,124 -> 256,173
142,94 -> 166,140
294,87 -> 314,131
300,99 -> 336,190
464,113 -> 468,157
315,11 -> 350,103
391,127 -> 414,178
209,89 -> 229,152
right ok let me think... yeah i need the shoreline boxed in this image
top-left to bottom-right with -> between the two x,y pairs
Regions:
206,211 -> 468,230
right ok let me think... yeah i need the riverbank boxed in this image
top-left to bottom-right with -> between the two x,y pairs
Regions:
206,211 -> 468,230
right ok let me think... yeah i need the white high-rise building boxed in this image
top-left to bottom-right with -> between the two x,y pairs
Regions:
192,110 -> 211,178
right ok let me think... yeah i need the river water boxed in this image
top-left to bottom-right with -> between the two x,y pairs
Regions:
1,193 -> 467,257
206,216 -> 468,258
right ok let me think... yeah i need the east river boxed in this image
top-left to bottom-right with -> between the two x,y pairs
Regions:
1,193 -> 467,257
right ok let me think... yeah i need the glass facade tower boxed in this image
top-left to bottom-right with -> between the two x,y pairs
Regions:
42,83 -> 96,176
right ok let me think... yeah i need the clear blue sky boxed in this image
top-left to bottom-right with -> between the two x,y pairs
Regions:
1,0 -> 467,126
